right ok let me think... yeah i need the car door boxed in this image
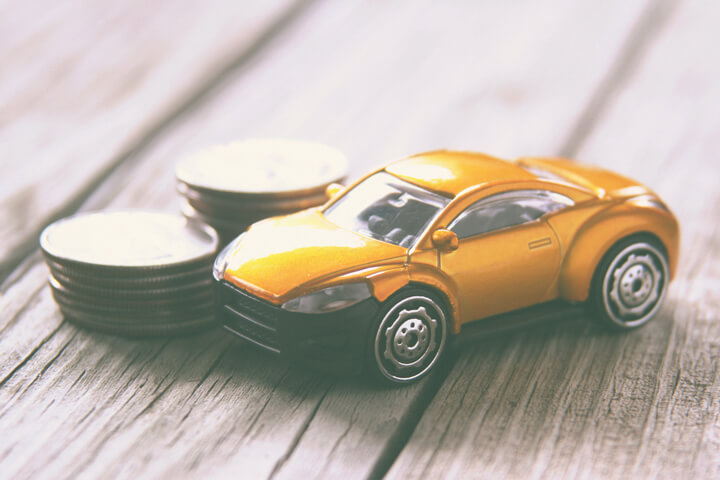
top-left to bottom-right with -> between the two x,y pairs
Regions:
440,190 -> 571,323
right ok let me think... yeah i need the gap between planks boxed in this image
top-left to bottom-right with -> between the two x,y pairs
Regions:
559,0 -> 678,157
377,1 -> 679,476
386,0 -> 720,478
0,0 -> 676,478
0,0 -> 318,283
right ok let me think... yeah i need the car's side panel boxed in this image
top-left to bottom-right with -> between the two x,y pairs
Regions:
438,221 -> 562,322
406,259 -> 463,334
545,202 -> 611,252
407,180 -> 602,332
545,201 -> 613,297
558,203 -> 680,303
364,266 -> 411,303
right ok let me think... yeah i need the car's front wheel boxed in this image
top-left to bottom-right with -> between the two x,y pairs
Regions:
590,236 -> 669,329
370,288 -> 449,384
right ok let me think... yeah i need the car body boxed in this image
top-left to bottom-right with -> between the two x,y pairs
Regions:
213,151 -> 679,383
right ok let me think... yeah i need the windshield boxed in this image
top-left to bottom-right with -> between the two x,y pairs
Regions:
324,172 -> 451,248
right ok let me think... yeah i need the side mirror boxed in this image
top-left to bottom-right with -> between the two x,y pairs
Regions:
431,229 -> 458,252
326,182 -> 345,199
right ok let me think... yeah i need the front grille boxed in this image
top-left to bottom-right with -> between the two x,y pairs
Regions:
218,282 -> 281,354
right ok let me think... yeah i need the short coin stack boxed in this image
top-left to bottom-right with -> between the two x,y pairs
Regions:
40,211 -> 219,336
176,139 -> 348,242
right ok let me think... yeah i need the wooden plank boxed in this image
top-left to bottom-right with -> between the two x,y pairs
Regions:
386,1 -> 720,479
0,0 -> 308,277
0,0 -> 654,477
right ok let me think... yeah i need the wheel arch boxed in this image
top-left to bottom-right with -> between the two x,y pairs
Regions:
559,205 -> 677,303
333,263 -> 460,333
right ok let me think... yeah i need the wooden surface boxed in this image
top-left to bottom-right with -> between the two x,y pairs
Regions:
1,0 -> 718,478
0,0 -> 305,277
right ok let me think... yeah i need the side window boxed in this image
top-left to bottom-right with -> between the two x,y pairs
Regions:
448,190 -> 573,239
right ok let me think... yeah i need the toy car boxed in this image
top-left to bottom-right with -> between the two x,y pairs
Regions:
213,151 -> 679,384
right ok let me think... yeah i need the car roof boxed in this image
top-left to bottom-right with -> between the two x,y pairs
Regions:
384,150 -> 535,197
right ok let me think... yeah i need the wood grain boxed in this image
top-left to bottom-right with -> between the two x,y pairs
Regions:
0,0 -> 682,478
386,1 -> 720,479
0,0 -> 306,277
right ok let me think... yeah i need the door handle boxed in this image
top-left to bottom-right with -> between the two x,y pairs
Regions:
528,237 -> 552,249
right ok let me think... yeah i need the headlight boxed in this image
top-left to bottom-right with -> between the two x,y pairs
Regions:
281,282 -> 372,313
212,233 -> 245,281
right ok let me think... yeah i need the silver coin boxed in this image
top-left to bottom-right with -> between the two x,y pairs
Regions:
179,200 -> 251,233
179,197 -> 312,228
40,211 -> 219,270
176,139 -> 348,196
50,289 -> 214,321
46,259 -> 212,289
52,289 -> 214,313
178,182 -> 329,214
49,275 -> 213,304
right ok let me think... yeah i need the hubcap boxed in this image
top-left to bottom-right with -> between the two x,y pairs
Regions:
385,307 -> 434,365
374,295 -> 446,383
618,261 -> 654,307
602,242 -> 668,327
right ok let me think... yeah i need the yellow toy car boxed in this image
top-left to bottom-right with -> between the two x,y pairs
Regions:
213,151 -> 679,384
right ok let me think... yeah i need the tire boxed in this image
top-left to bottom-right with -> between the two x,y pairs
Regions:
590,236 -> 669,329
369,287 -> 449,384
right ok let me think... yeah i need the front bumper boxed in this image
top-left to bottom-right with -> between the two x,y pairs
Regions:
215,281 -> 380,374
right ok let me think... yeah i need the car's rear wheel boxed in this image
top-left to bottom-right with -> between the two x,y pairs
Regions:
370,288 -> 449,384
590,236 -> 669,329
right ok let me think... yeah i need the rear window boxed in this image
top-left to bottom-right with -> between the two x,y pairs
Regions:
521,164 -> 584,189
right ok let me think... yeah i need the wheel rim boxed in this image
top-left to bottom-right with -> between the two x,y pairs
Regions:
602,242 -> 668,328
374,295 -> 447,383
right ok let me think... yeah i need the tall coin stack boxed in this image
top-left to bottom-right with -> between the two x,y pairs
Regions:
176,139 -> 348,243
40,211 -> 219,336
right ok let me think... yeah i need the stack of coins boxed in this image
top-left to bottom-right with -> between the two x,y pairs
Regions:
40,211 -> 219,336
176,139 -> 348,242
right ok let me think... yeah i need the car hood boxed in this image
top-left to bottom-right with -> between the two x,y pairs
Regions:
223,209 -> 407,303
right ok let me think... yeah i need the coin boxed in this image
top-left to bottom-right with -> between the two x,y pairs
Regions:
40,211 -> 219,271
45,258 -> 211,291
176,138 -> 347,195
49,275 -> 213,305
179,200 -> 249,231
40,210 -> 220,336
175,139 -> 347,243
179,182 -> 329,214
50,290 -> 213,320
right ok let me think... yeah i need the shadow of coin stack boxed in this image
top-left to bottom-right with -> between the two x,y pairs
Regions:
40,211 -> 219,336
175,139 -> 348,244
